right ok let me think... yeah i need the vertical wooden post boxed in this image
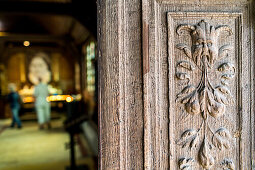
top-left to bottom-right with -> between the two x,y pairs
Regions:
98,0 -> 144,169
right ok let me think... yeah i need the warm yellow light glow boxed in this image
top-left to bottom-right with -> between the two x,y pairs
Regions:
57,95 -> 62,100
46,95 -> 73,102
46,97 -> 50,102
0,32 -> 8,36
23,95 -> 75,103
66,96 -> 73,102
23,41 -> 30,47
23,96 -> 34,103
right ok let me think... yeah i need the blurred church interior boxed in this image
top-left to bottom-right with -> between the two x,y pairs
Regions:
0,0 -> 98,169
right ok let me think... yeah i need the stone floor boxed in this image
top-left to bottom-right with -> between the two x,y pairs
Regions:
0,116 -> 96,170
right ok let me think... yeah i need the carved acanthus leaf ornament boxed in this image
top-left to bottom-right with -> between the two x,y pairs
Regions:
175,20 -> 235,169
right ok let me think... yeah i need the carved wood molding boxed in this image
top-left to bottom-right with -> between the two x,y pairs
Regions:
142,0 -> 253,168
167,12 -> 243,169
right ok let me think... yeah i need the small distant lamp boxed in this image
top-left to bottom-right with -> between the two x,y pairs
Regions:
23,41 -> 30,47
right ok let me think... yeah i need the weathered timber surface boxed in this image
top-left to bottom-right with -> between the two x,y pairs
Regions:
98,0 -> 255,169
143,0 -> 254,169
98,0 -> 143,170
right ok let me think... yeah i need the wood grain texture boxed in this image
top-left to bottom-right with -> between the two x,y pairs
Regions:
98,0 -> 254,169
251,2 -> 255,169
143,0 -> 254,169
98,0 -> 143,169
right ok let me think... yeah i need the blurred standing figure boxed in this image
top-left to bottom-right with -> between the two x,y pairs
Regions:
34,78 -> 51,130
7,83 -> 22,129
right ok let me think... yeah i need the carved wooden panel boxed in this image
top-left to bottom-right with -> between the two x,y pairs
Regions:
98,0 -> 255,169
143,1 -> 254,169
168,13 -> 241,169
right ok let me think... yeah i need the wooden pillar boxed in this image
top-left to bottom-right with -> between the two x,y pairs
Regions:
98,0 -> 144,169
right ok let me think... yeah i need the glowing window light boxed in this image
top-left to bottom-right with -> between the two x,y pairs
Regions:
85,41 -> 96,93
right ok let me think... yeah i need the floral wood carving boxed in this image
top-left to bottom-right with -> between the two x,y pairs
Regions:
221,158 -> 235,170
175,20 -> 235,169
178,157 -> 194,170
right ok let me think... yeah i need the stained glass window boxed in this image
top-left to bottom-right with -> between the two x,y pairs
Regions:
86,42 -> 95,92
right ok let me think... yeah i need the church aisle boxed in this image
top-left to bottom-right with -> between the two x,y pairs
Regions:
0,118 -> 92,170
